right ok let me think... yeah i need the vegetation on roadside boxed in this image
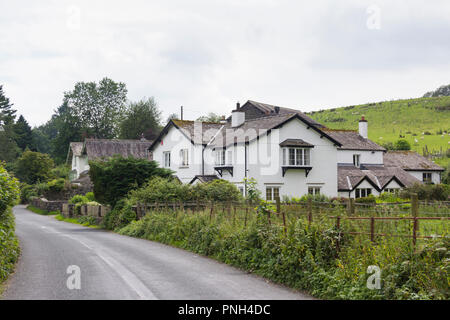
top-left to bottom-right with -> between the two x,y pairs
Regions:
117,203 -> 449,300
0,163 -> 20,288
54,214 -> 99,228
89,156 -> 173,206
26,205 -> 59,216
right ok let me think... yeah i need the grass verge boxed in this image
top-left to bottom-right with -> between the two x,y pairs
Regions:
26,205 -> 59,216
54,214 -> 99,228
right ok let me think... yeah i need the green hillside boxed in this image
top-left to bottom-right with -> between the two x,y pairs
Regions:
306,96 -> 450,166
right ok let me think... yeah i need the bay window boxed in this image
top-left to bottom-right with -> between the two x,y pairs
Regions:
282,148 -> 310,166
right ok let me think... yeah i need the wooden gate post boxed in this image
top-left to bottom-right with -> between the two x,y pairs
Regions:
370,217 -> 375,242
336,216 -> 341,252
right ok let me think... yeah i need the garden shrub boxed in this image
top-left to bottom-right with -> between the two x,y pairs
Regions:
401,183 -> 449,201
0,164 -> 20,285
355,194 -> 377,204
102,198 -> 136,230
20,183 -> 37,204
89,156 -> 173,206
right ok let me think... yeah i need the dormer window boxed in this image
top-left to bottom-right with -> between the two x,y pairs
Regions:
353,154 -> 361,168
282,148 -> 310,166
215,149 -> 226,166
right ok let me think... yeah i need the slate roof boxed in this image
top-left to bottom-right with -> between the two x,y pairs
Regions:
325,129 -> 386,151
66,142 -> 84,164
189,175 -> 220,184
83,139 -> 153,160
338,164 -> 421,191
244,100 -> 325,128
149,120 -> 223,150
384,151 -> 444,171
279,139 -> 314,148
210,113 -> 341,148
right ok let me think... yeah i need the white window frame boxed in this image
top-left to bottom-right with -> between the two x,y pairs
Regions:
308,186 -> 321,196
282,147 -> 310,166
423,172 -> 432,183
163,151 -> 171,168
180,149 -> 189,167
215,149 -> 226,166
353,154 -> 361,168
226,149 -> 233,166
355,188 -> 372,198
266,186 -> 280,201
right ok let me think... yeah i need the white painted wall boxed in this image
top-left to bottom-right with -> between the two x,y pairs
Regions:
71,155 -> 89,179
337,150 -> 384,165
204,118 -> 339,199
406,171 -> 441,184
152,126 -> 204,184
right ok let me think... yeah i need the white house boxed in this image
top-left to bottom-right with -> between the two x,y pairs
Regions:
148,100 -> 444,200
67,138 -> 153,180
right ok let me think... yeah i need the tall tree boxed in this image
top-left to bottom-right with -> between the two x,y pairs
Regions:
119,97 -> 162,140
14,115 -> 34,151
64,77 -> 127,139
0,85 -> 16,125
51,102 -> 83,164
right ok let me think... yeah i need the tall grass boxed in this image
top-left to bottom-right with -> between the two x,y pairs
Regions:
118,204 -> 449,299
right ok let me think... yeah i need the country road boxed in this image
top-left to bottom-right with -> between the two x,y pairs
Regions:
2,206 -> 312,300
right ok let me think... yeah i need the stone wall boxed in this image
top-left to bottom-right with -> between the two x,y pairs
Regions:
31,198 -> 66,213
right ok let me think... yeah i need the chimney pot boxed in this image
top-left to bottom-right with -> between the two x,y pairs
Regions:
236,102 -> 240,110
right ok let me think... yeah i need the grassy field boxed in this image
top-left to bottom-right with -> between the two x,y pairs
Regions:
307,96 -> 450,167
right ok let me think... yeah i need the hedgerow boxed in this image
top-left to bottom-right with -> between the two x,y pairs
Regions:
0,163 -> 20,288
118,209 -> 449,300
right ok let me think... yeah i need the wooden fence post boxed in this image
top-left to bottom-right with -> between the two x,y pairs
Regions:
411,193 -> 419,247
336,216 -> 341,252
244,206 -> 248,227
370,217 -> 375,242
307,198 -> 313,225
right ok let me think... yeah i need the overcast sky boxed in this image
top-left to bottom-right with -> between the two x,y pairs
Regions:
1,0 -> 450,126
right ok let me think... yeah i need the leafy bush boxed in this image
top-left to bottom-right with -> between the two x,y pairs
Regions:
69,194 -> 89,205
50,165 -> 70,180
14,151 -> 54,184
129,177 -> 242,204
46,178 -> 66,193
20,183 -> 38,204
0,163 -> 20,216
85,192 -> 96,202
355,194 -> 377,204
89,156 -> 173,206
102,199 -> 136,230
0,208 -> 20,284
394,139 -> 411,151
400,183 -> 449,201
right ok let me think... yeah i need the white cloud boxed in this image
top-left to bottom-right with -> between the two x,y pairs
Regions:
1,0 -> 450,126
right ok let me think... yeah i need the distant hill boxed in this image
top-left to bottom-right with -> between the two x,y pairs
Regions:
306,96 -> 450,166
423,84 -> 450,98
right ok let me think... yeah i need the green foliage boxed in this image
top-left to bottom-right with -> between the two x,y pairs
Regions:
64,77 -> 127,139
0,163 -> 20,216
20,183 -> 37,204
89,156 -> 173,206
117,209 -> 449,300
0,208 -> 20,284
119,97 -> 162,140
102,199 -> 136,230
50,165 -> 70,180
355,194 -> 377,204
244,177 -> 261,203
55,214 -> 99,228
14,150 -> 54,184
394,139 -> 411,151
400,183 -> 449,201
129,177 -> 242,204
13,115 -> 33,151
26,205 -> 59,216
46,178 -> 66,194
196,112 -> 223,123
283,194 -> 332,204
85,192 -> 96,202
308,96 -> 450,156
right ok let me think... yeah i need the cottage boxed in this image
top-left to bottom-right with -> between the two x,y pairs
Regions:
149,100 -> 443,200
67,138 -> 153,180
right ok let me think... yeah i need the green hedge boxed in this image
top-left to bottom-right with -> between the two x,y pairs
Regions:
0,164 -> 20,288
89,156 -> 173,206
